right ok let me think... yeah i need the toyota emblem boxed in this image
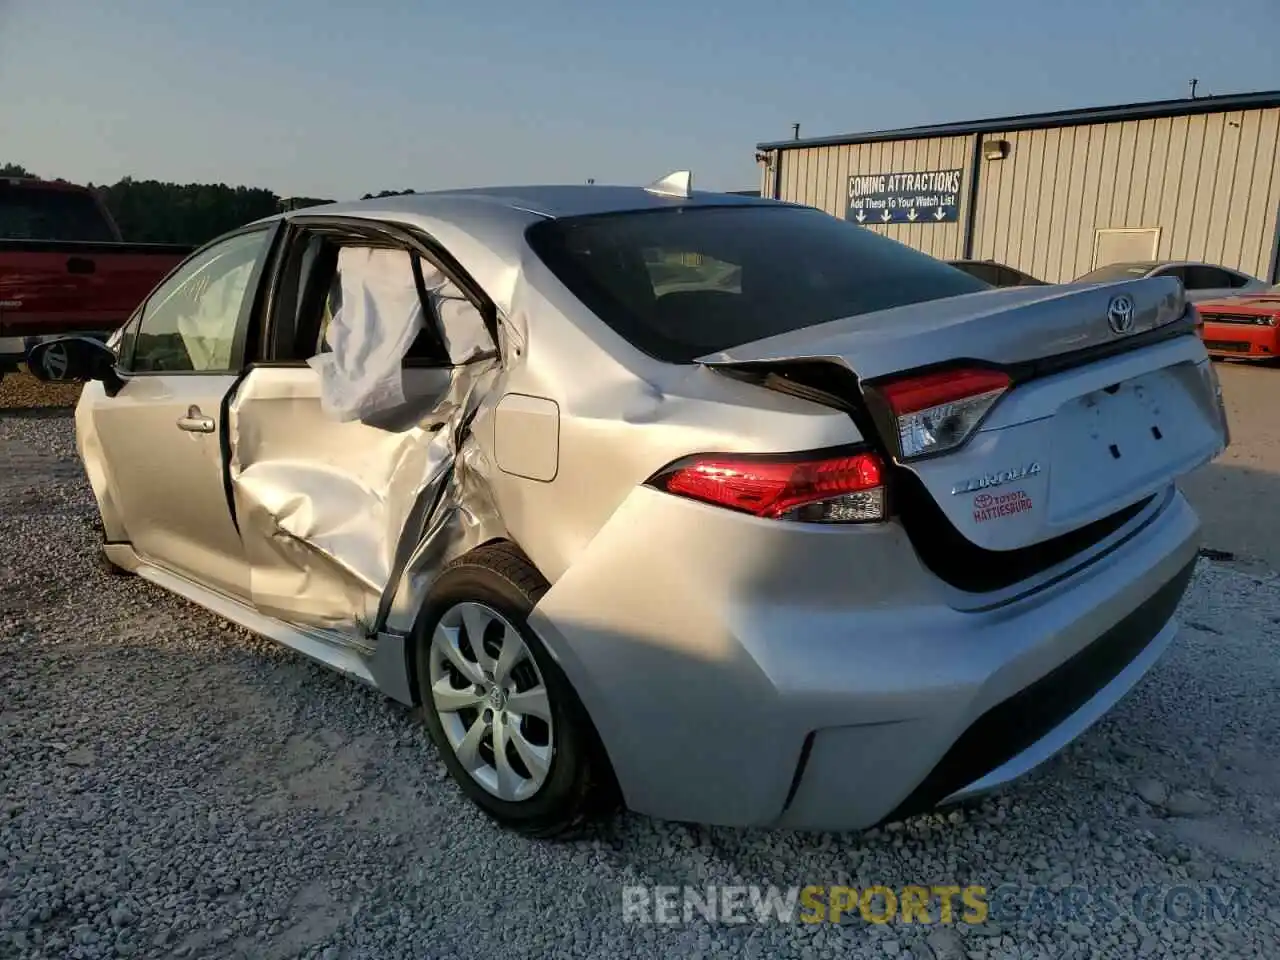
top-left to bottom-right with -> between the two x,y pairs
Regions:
1107,294 -> 1136,335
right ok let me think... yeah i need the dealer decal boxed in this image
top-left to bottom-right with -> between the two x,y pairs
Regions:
973,490 -> 1034,523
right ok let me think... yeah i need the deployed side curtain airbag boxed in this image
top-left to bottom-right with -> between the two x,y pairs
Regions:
307,246 -> 492,422
431,280 -> 491,366
308,247 -> 426,422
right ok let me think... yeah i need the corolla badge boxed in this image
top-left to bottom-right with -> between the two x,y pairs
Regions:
950,462 -> 1041,496
1107,294 -> 1136,334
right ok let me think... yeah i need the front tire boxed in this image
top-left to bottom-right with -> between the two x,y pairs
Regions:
415,542 -> 613,838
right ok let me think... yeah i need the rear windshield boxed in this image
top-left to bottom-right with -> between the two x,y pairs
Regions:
525,205 -> 989,362
0,183 -> 117,242
1075,262 -> 1154,283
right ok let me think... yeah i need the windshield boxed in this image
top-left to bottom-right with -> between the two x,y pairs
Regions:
0,184 -> 117,242
1075,262 -> 1155,283
526,204 -> 988,363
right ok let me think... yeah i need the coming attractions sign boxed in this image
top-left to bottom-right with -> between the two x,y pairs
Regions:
846,168 -> 962,225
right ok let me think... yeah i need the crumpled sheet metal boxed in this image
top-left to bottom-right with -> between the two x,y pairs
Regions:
378,277 -> 532,635
226,245 -> 510,636
378,420 -> 504,634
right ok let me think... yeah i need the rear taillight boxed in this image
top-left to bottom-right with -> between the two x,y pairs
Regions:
647,449 -> 887,523
874,367 -> 1011,460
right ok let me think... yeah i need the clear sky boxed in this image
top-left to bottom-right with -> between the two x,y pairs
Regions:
1,0 -> 1277,200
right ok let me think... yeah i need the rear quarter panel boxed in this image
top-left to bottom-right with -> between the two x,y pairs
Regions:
475,258 -> 867,590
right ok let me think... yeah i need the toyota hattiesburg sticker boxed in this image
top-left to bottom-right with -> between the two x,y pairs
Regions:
973,490 -> 1033,523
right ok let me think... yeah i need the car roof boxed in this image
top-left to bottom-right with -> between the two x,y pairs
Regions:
1082,260 -> 1225,273
1078,261 -> 1261,286
1085,261 -> 1161,271
1137,260 -> 1244,270
271,184 -> 778,226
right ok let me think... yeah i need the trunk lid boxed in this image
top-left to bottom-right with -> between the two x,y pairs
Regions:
699,277 -> 1229,554
697,277 -> 1187,381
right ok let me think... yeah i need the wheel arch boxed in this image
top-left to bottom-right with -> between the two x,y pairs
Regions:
400,535 -> 517,707
403,537 -> 622,805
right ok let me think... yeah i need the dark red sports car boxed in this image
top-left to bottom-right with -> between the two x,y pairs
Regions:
1198,285 -> 1280,360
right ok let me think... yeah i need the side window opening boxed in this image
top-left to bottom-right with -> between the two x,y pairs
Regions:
406,255 -> 453,362
1200,266 -> 1232,289
969,263 -> 1001,285
1181,265 -> 1230,290
293,236 -> 493,422
297,242 -> 451,365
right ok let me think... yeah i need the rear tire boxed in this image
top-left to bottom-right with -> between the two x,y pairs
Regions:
415,542 -> 615,838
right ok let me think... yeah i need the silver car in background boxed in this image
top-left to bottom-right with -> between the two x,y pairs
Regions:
1075,259 -> 1268,303
29,175 -> 1230,837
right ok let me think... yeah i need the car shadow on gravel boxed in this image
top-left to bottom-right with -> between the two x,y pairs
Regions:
0,406 -> 77,420
1179,460 -> 1280,573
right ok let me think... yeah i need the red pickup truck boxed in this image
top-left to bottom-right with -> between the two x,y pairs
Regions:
0,177 -> 191,379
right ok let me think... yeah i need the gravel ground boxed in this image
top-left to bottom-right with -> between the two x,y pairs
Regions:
1179,360 -> 1280,571
3,386 -> 1280,959
0,370 -> 83,410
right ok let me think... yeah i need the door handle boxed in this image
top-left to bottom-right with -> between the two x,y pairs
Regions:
176,406 -> 216,433
66,257 -> 96,275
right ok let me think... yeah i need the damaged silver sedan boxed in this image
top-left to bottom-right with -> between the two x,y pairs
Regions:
28,175 -> 1229,837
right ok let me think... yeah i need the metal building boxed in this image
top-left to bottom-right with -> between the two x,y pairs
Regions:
756,90 -> 1280,284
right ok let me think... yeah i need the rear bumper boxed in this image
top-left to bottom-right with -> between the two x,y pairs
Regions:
1202,321 -> 1280,358
530,483 -> 1201,831
876,556 -> 1192,821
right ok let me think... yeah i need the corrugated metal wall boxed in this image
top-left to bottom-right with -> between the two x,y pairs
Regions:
770,136 -> 972,259
972,107 -> 1280,282
770,106 -> 1280,283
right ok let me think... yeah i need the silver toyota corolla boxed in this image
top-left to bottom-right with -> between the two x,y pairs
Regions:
28,173 -> 1230,837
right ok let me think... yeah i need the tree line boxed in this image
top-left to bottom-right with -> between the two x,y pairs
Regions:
2,163 -> 415,246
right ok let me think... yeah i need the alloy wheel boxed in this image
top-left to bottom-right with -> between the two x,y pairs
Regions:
427,601 -> 554,801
